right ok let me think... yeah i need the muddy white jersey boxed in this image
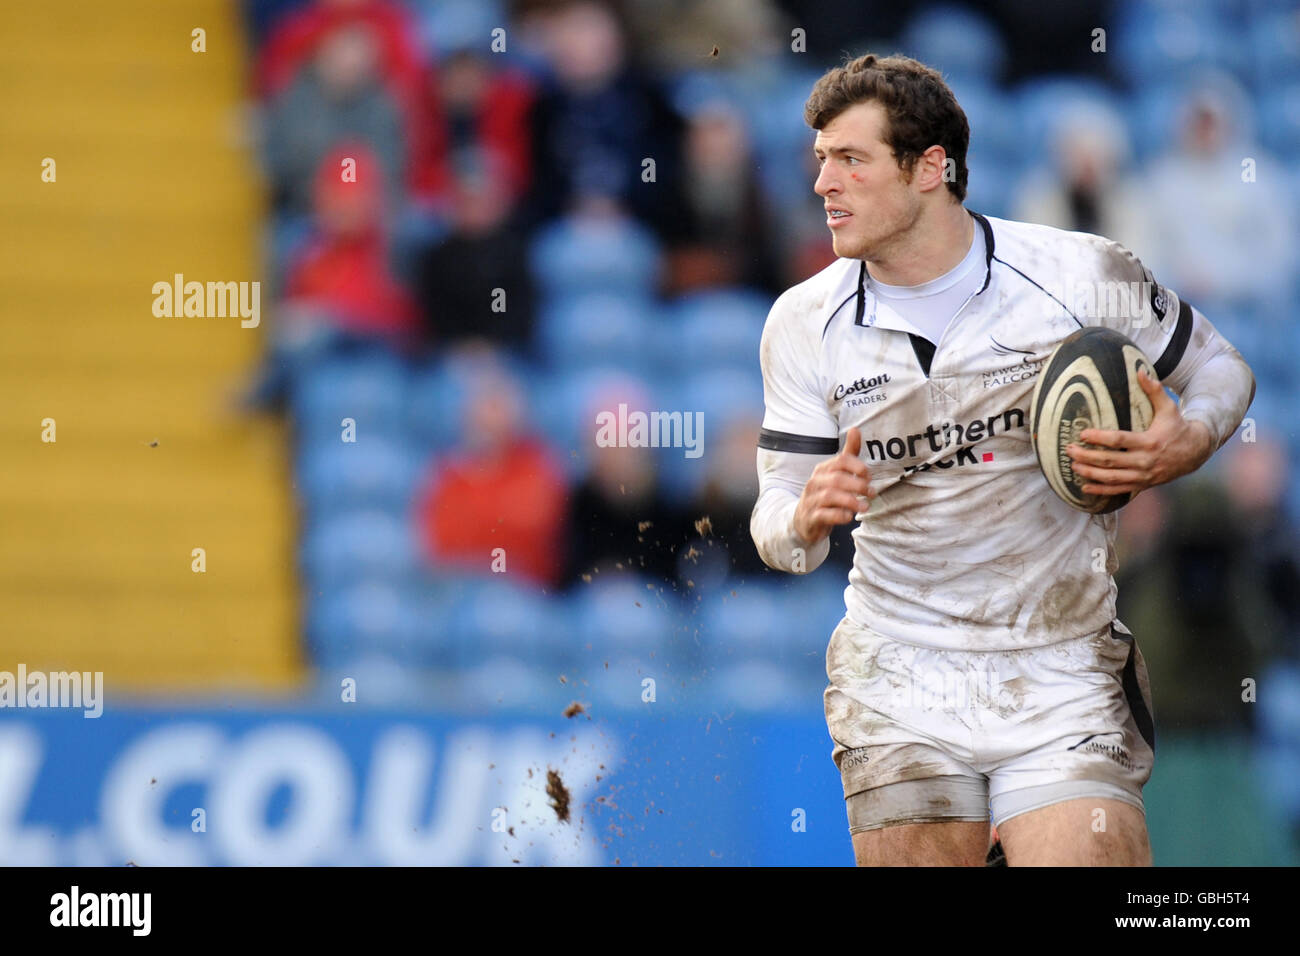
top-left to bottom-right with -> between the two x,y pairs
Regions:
751,211 -> 1254,651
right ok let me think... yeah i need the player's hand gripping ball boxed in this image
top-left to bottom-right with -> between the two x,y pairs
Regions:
1030,327 -> 1155,513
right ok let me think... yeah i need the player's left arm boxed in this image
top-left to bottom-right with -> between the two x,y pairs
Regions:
1067,242 -> 1256,497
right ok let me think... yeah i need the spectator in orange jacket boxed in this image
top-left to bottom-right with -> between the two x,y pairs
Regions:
418,357 -> 569,586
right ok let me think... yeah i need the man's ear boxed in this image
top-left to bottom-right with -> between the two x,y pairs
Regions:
914,145 -> 949,194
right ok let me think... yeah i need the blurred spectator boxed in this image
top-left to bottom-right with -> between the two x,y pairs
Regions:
434,44 -> 537,202
562,380 -> 692,588
256,0 -> 448,203
263,21 -> 408,218
242,145 -> 417,409
784,146 -> 841,284
284,145 -> 418,340
1139,76 -> 1297,312
1114,442 -> 1299,734
1012,100 -> 1150,250
660,104 -> 783,296
413,155 -> 536,355
1222,437 -> 1300,658
523,0 -> 685,237
417,358 -> 568,586
681,415 -> 853,588
681,414 -> 777,587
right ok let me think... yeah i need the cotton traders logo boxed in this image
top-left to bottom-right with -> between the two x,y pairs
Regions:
832,372 -> 891,408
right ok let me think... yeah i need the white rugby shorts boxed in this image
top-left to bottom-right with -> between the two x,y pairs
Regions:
824,615 -> 1156,831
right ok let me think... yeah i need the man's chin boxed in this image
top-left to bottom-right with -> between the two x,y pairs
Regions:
831,234 -> 865,260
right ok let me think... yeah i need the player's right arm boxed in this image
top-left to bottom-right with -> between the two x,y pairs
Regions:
750,294 -> 875,573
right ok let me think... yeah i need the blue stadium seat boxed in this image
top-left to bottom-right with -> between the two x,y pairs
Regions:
536,292 -> 657,373
1256,661 -> 1300,819
407,349 -> 538,452
291,351 -> 411,444
447,577 -> 570,670
945,78 -> 1019,165
707,659 -> 806,712
591,656 -> 666,710
695,574 -> 845,709
453,656 -> 560,711
306,581 -> 423,668
572,574 -> 677,662
406,361 -> 465,452
782,572 -> 851,643
667,69 -> 743,120
656,367 -> 764,500
670,367 -> 764,428
697,582 -> 791,666
1128,83 -> 1191,159
530,365 -> 659,480
899,4 -> 1007,85
1112,4 -> 1247,86
1248,9 -> 1300,88
296,435 -> 426,517
410,0 -> 506,58
964,150 -> 1016,220
1258,81 -> 1300,156
1012,78 -> 1127,162
661,288 -> 769,376
301,509 -> 423,589
700,575 -> 845,656
529,214 -> 661,299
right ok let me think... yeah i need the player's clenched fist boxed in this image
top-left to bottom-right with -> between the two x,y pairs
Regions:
793,427 -> 876,545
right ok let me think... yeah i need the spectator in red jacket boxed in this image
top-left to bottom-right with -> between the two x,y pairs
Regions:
240,144 -> 417,411
418,357 -> 568,586
283,144 -> 419,342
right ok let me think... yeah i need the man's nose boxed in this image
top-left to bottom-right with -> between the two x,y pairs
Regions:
815,163 -> 839,197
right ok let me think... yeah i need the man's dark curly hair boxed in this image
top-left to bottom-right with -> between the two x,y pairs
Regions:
804,53 -> 969,202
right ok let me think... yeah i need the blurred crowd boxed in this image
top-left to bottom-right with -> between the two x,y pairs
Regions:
239,0 -> 1300,824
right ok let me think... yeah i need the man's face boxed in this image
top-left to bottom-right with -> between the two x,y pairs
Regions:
813,101 -> 922,260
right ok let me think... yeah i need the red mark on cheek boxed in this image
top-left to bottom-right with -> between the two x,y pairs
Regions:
850,173 -> 863,182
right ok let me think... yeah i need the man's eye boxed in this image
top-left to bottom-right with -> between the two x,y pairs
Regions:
846,156 -> 860,165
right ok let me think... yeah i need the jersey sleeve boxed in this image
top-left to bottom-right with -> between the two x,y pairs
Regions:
750,294 -> 839,574
1088,240 -> 1194,380
756,292 -> 839,451
1091,240 -> 1255,449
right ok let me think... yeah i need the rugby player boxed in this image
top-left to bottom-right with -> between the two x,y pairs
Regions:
750,54 -> 1256,866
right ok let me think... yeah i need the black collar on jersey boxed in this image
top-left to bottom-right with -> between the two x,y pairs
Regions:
852,209 -> 995,329
971,210 -> 995,294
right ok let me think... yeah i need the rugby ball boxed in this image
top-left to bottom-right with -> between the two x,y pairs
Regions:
1030,327 -> 1155,514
